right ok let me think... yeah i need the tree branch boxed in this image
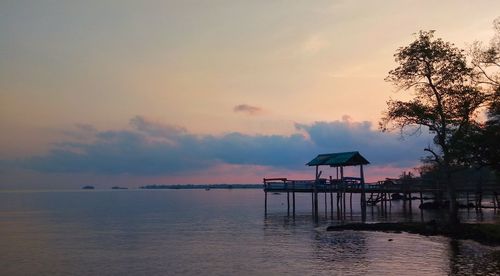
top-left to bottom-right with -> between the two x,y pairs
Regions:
424,147 -> 442,166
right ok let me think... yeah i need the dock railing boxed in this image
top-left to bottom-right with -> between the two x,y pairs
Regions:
264,177 -> 369,192
263,177 -> 447,194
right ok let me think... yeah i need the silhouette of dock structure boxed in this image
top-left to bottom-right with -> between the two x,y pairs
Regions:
263,151 -> 499,222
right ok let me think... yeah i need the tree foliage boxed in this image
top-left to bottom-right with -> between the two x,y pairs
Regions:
380,30 -> 492,224
471,17 -> 500,90
380,31 -> 487,168
468,18 -> 500,172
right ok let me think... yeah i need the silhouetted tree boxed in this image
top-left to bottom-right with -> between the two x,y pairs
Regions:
380,31 -> 489,224
469,18 -> 500,173
482,105 -> 500,172
471,17 -> 500,90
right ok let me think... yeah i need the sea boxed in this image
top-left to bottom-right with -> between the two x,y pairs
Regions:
1,189 -> 500,275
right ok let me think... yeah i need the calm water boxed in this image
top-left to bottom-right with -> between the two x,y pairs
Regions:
1,189 -> 500,275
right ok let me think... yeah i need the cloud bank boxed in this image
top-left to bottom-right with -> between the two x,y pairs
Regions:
16,116 -> 432,177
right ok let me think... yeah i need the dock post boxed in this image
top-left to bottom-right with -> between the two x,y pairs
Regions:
337,191 -> 341,220
340,166 -> 346,220
335,167 -> 340,219
350,193 -> 353,211
330,177 -> 334,219
330,191 -> 333,219
402,192 -> 407,215
292,181 -> 295,218
408,191 -> 413,219
314,165 -> 319,223
380,191 -> 385,215
343,191 -> 346,219
380,192 -> 384,213
385,192 -> 389,215
382,183 -> 386,215
265,191 -> 268,215
287,191 -> 290,216
264,178 -> 267,215
402,172 -> 407,209
360,164 -> 366,222
383,192 -> 387,215
324,191 -> 327,217
311,192 -> 314,215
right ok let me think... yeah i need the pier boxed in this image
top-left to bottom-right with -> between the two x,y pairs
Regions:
263,151 -> 500,222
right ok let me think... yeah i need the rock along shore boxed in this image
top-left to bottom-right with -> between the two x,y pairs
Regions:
327,222 -> 500,246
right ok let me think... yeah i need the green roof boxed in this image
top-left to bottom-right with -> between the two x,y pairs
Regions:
306,151 -> 369,167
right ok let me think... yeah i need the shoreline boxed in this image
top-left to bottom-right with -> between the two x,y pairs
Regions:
327,222 -> 500,246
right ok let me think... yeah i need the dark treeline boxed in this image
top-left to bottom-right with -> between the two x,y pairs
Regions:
139,184 -> 262,189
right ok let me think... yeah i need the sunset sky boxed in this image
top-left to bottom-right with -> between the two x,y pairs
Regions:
1,1 -> 499,189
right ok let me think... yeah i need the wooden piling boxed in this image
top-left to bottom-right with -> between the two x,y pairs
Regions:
287,191 -> 290,216
314,165 -> 319,222
311,192 -> 314,215
386,193 -> 389,213
330,175 -> 333,220
340,166 -> 346,219
330,184 -> 334,219
324,191 -> 327,217
337,191 -> 341,219
379,193 -> 383,213
385,193 -> 388,215
264,191 -> 267,215
360,164 -> 366,222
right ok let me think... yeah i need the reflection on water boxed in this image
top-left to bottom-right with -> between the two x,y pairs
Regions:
447,239 -> 500,276
1,189 -> 500,275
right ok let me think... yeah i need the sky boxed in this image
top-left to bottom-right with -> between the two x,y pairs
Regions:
1,1 -> 499,189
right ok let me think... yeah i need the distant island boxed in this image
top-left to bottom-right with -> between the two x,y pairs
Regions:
139,184 -> 262,190
81,185 -> 95,190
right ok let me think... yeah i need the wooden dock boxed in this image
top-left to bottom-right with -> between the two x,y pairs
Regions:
263,152 -> 499,222
264,177 -> 499,219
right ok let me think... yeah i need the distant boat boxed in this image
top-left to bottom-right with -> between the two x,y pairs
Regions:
82,185 -> 95,190
205,188 -> 211,191
111,186 -> 128,190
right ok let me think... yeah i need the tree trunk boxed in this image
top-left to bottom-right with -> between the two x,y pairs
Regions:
445,167 -> 460,225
